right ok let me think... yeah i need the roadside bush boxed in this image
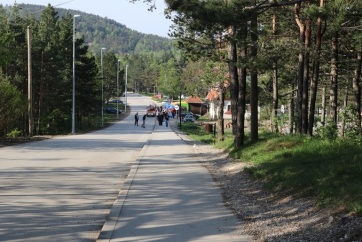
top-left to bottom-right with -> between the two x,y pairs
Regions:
0,77 -> 25,136
340,105 -> 362,144
315,121 -> 338,141
6,128 -> 21,138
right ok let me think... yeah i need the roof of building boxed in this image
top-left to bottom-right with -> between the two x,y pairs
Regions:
206,89 -> 219,101
185,95 -> 204,104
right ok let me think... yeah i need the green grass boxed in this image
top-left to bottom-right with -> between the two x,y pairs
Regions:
179,121 -> 362,215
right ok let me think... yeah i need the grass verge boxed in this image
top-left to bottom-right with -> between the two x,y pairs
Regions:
179,121 -> 362,215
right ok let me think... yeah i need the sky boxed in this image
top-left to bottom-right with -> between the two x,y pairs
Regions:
1,0 -> 172,37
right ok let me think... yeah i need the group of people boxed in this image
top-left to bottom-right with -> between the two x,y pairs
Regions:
134,110 -> 171,128
156,110 -> 169,127
134,112 -> 146,128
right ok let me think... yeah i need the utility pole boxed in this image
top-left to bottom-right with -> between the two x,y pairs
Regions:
27,26 -> 33,136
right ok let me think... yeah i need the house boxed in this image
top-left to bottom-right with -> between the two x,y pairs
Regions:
208,99 -> 232,120
184,95 -> 208,116
206,89 -> 258,120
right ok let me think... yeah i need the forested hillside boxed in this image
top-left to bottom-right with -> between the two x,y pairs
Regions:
3,3 -> 172,54
0,3 -> 179,137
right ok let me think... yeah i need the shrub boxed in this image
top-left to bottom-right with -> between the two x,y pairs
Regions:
6,128 -> 21,138
316,121 -> 338,141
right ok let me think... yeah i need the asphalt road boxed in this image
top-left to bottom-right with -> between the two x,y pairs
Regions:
0,93 -> 155,242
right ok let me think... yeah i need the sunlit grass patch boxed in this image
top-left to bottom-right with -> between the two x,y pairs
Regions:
178,121 -> 362,213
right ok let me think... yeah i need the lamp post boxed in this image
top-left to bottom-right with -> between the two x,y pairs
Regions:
125,64 -> 128,113
101,47 -> 106,127
72,14 -> 80,134
116,59 -> 120,118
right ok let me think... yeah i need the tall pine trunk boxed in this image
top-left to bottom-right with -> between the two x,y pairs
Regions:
295,2 -> 305,134
308,0 -> 324,135
272,61 -> 279,133
217,88 -> 225,141
250,14 -> 258,142
227,25 -> 238,135
352,52 -> 361,128
341,86 -> 348,137
302,17 -> 311,134
329,33 -> 339,124
289,87 -> 295,134
321,86 -> 327,124
234,24 -> 247,149
271,10 -> 278,133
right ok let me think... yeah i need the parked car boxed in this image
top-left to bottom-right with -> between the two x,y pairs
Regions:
182,114 -> 195,122
185,112 -> 200,120
104,107 -> 122,114
109,99 -> 123,104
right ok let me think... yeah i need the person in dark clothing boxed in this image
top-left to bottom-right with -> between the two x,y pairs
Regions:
134,112 -> 139,126
164,112 -> 169,127
157,112 -> 164,126
141,114 -> 146,128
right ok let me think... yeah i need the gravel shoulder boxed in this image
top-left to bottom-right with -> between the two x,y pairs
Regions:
174,127 -> 362,242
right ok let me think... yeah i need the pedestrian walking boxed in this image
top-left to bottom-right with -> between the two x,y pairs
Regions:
134,112 -> 139,126
157,112 -> 164,126
141,114 -> 146,128
164,111 -> 169,127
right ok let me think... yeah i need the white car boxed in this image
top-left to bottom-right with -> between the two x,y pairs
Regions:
182,114 -> 195,122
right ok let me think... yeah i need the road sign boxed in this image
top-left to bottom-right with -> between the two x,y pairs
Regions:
174,105 -> 179,110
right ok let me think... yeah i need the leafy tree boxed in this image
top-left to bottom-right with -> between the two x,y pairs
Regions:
157,58 -> 182,99
0,76 -> 25,136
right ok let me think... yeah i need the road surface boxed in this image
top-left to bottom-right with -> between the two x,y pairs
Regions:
0,93 -> 154,241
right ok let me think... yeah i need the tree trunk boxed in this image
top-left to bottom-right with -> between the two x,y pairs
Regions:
227,25 -> 238,135
302,17 -> 311,134
272,61 -> 279,133
321,86 -> 326,124
289,89 -> 295,134
271,9 -> 278,133
234,23 -> 247,149
235,48 -> 247,148
352,52 -> 361,128
308,1 -> 323,135
250,14 -> 258,142
295,1 -> 305,134
341,86 -> 348,137
288,92 -> 295,134
329,33 -> 339,124
217,88 -> 225,141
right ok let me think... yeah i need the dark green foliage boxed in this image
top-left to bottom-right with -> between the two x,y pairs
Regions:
4,3 -> 173,54
0,3 -> 177,135
0,78 -> 25,136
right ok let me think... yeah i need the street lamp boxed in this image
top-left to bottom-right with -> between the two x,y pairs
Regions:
101,47 -> 106,127
116,59 -> 120,118
72,14 -> 80,134
125,64 -> 128,113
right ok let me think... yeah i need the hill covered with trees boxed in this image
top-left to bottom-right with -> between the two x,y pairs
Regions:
3,3 -> 173,54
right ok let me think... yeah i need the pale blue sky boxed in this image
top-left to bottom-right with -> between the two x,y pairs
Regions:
1,0 -> 172,37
